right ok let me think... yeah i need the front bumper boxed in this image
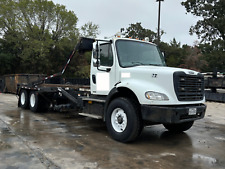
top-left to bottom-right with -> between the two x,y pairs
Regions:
141,104 -> 206,124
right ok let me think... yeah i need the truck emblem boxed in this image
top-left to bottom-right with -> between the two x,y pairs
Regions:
152,74 -> 157,78
188,71 -> 195,75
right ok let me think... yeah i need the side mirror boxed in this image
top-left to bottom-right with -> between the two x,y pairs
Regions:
92,44 -> 99,66
93,41 -> 111,72
93,59 -> 99,67
93,50 -> 97,59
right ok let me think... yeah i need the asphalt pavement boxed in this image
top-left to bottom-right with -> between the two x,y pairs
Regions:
0,93 -> 225,169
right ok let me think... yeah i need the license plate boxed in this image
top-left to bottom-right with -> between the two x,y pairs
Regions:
188,108 -> 197,115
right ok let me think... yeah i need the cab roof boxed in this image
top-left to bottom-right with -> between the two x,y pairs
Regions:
76,37 -> 156,52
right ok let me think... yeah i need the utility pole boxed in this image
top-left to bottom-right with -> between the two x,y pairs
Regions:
156,0 -> 164,45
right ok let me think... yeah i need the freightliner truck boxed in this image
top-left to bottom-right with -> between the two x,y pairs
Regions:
17,37 -> 206,142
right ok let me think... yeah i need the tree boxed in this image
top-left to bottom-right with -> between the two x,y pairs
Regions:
0,0 -> 99,76
198,40 -> 225,72
182,0 -> 225,71
0,38 -> 16,75
0,0 -> 78,74
80,21 -> 99,38
182,45 -> 207,71
181,0 -> 225,42
121,22 -> 158,42
159,38 -> 185,67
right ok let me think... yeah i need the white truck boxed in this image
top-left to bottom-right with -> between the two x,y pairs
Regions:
17,37 -> 206,142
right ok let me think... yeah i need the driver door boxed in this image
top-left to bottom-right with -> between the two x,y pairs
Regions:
91,42 -> 116,95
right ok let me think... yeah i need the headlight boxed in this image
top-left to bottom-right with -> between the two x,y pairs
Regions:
145,91 -> 169,101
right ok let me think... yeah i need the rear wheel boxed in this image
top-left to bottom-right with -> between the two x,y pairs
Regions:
163,121 -> 194,133
19,90 -> 29,109
29,91 -> 48,112
106,97 -> 142,143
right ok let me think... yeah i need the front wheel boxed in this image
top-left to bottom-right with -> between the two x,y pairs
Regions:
106,97 -> 142,143
163,121 -> 194,133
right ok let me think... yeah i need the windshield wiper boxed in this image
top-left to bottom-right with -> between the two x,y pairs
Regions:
146,64 -> 163,66
131,62 -> 146,66
131,62 -> 163,66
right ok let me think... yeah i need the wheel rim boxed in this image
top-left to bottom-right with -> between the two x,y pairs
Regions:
111,108 -> 127,133
20,92 -> 25,105
30,93 -> 36,108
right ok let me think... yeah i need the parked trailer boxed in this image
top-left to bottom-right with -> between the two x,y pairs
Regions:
204,72 -> 225,102
17,37 -> 206,142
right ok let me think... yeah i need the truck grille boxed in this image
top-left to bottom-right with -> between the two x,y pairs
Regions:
173,72 -> 204,101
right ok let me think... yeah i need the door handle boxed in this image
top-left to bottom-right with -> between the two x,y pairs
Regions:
92,75 -> 96,84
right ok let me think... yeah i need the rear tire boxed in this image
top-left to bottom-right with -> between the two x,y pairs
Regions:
29,91 -> 48,112
29,91 -> 40,112
163,121 -> 194,133
19,90 -> 29,109
106,97 -> 142,143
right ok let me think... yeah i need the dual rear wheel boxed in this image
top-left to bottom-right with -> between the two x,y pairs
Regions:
19,90 -> 29,109
19,89 -> 48,112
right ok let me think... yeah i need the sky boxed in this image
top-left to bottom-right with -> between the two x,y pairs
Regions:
51,0 -> 201,46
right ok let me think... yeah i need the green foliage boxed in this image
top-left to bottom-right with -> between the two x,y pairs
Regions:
64,52 -> 91,78
80,22 -> 99,38
0,0 -> 99,77
0,52 -> 16,75
122,22 -> 158,42
158,39 -> 185,68
199,40 -> 225,71
182,0 -> 225,72
182,0 -> 225,42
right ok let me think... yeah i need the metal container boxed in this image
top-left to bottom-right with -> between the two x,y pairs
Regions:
4,74 -> 45,94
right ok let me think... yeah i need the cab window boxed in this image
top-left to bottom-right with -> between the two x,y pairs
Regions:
100,43 -> 113,67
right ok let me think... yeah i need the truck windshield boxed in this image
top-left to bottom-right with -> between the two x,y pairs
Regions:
116,40 -> 166,67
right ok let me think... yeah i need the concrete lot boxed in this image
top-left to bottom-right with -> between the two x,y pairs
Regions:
0,93 -> 225,169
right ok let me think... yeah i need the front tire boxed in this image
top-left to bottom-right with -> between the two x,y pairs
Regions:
106,97 -> 142,143
163,121 -> 194,133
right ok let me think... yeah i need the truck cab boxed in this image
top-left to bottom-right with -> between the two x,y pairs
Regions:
89,37 -> 206,142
